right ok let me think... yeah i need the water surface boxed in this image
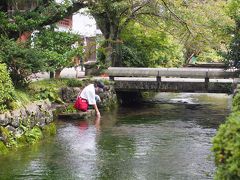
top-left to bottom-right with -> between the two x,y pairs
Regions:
0,93 -> 231,180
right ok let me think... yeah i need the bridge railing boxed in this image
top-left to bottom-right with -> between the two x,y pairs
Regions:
107,67 -> 240,93
107,67 -> 238,80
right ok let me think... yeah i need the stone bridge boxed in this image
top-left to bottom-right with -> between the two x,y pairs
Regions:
107,67 -> 240,94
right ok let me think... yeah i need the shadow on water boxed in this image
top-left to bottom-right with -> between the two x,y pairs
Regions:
0,93 -> 231,180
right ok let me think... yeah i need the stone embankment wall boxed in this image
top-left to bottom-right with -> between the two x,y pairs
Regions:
0,85 -> 117,153
0,100 -> 53,150
60,85 -> 117,110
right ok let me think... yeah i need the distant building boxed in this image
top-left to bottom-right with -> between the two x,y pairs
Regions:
57,9 -> 102,62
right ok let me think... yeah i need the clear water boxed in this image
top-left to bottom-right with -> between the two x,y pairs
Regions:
0,93 -> 231,180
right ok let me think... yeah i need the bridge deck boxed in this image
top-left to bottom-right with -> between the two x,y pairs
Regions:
108,67 -> 238,78
107,67 -> 239,93
114,77 -> 234,83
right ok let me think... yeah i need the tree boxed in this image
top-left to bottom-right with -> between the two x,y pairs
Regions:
172,0 -> 233,63
33,27 -> 83,78
121,22 -> 184,67
0,0 -> 87,39
0,36 -> 46,87
225,0 -> 240,68
89,0 -> 190,67
0,0 -> 86,85
90,0 -> 233,67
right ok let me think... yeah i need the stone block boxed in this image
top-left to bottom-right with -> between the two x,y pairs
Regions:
58,110 -> 95,120
11,109 -> 22,128
0,113 -> 8,126
25,103 -> 39,116
6,125 -> 16,133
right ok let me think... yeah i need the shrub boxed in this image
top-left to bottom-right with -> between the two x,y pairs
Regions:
212,112 -> 240,179
9,89 -> 32,110
232,92 -> 240,112
66,78 -> 83,87
0,37 -> 46,87
24,126 -> 43,144
0,63 -> 15,112
34,87 -> 63,104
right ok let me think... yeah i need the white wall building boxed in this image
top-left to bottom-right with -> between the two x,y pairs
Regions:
57,8 -> 101,62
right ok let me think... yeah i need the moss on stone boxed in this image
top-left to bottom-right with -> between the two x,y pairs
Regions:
0,126 -> 10,140
42,123 -> 56,136
0,141 -> 8,154
103,98 -> 118,111
16,135 -> 27,147
24,126 -> 43,144
0,126 -> 17,147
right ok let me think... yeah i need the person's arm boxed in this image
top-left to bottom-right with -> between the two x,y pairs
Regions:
93,104 -> 101,117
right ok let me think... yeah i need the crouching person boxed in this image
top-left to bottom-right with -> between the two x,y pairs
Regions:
74,81 -> 105,117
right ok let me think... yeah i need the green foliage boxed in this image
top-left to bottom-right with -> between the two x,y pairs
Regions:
63,103 -> 77,113
232,92 -> 240,112
34,87 -> 63,104
171,0 -> 233,62
0,1 -> 84,39
0,63 -> 15,113
226,0 -> 240,20
225,0 -> 240,68
212,112 -> 240,179
33,28 -> 83,74
29,79 -> 69,90
121,23 -> 184,67
0,36 -> 46,87
0,126 -> 17,148
0,1 -> 85,85
42,123 -> 56,136
66,79 -> 83,87
28,78 -> 85,102
197,50 -> 224,63
0,141 -> 8,155
92,0 -> 232,66
226,32 -> 240,68
96,37 -> 109,70
16,135 -> 28,147
29,78 -> 86,89
9,89 -> 32,110
24,126 -> 43,144
0,120 -> 56,152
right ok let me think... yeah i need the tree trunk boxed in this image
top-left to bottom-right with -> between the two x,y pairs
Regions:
111,40 -> 122,67
94,14 -> 123,67
50,71 -> 54,78
55,69 -> 62,79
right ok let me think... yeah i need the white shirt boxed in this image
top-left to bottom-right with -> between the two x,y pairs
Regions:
80,84 -> 96,105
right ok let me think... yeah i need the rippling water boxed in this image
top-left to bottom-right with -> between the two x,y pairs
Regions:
0,93 -> 231,180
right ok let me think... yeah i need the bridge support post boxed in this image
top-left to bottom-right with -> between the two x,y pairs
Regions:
156,71 -> 161,91
205,72 -> 209,91
109,76 -> 114,81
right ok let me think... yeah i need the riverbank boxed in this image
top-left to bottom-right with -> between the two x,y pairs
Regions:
0,78 -> 117,154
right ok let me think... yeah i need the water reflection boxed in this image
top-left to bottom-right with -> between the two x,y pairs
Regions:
0,93 -> 231,179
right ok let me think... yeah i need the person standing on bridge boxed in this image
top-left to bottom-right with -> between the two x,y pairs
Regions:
74,80 -> 105,117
